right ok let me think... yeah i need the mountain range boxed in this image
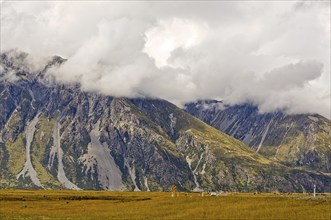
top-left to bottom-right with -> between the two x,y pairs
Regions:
185,100 -> 331,173
0,50 -> 330,192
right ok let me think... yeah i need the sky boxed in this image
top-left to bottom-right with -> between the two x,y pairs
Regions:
1,1 -> 330,118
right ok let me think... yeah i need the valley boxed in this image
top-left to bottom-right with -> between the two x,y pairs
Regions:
0,51 -> 330,192
0,190 -> 330,220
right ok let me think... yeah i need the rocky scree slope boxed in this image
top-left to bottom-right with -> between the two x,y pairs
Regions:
185,100 -> 331,174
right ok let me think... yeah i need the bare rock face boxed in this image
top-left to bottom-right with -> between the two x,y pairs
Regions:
0,51 -> 330,192
185,100 -> 331,173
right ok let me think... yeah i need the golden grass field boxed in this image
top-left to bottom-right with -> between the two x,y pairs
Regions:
0,190 -> 330,220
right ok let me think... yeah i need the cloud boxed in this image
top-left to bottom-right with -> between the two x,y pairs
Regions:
143,18 -> 209,67
1,1 -> 330,118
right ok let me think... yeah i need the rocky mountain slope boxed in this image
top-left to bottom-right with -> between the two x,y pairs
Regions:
1,51 -> 330,192
185,100 -> 331,173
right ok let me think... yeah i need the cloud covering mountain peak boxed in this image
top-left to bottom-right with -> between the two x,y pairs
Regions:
1,1 -> 330,118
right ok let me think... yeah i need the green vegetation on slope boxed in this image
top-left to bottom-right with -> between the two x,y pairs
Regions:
30,115 -> 62,188
122,99 -> 180,157
5,133 -> 25,175
3,111 -> 26,175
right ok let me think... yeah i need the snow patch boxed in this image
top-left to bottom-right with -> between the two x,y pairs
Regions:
17,114 -> 44,188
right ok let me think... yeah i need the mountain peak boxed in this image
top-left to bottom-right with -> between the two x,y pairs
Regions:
0,50 -> 66,83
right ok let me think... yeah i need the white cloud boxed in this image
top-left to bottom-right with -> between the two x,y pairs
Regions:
143,18 -> 209,67
1,1 -> 330,118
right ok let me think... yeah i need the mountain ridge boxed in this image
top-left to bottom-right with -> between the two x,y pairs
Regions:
0,51 -> 330,192
185,100 -> 331,173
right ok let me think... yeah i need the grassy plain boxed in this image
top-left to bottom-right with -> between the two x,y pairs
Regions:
0,190 -> 330,220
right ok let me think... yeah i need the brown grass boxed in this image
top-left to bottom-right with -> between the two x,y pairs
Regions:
0,190 -> 330,219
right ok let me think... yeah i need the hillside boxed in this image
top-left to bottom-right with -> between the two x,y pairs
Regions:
0,51 -> 330,192
185,100 -> 331,173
